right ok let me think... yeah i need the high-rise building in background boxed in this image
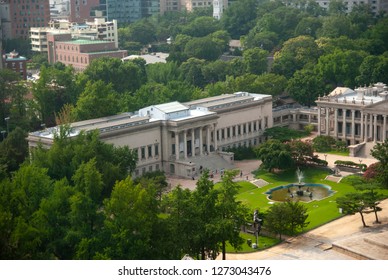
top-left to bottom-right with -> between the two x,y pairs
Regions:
68,0 -> 100,23
0,19 -> 3,69
0,0 -> 50,40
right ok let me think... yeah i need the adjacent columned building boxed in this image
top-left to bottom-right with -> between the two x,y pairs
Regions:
28,92 -> 272,178
316,83 -> 388,155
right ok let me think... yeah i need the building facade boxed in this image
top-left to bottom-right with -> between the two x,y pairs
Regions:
68,0 -> 100,23
0,0 -> 50,40
30,18 -> 118,52
315,0 -> 388,15
2,50 -> 27,79
47,33 -> 127,71
315,83 -> 388,156
28,92 -> 273,178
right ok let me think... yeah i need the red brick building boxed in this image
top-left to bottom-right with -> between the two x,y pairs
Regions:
2,50 -> 27,79
2,0 -> 50,40
47,33 -> 127,72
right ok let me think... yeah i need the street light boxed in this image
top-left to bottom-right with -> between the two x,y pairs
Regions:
324,154 -> 327,161
4,117 -> 10,134
1,130 -> 5,141
359,159 -> 363,174
253,209 -> 262,249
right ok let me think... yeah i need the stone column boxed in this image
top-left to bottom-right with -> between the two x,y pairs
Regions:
342,109 -> 346,139
214,124 -> 218,151
175,131 -> 179,160
384,115 -> 387,142
374,114 -> 377,142
351,110 -> 355,140
360,111 -> 364,141
183,130 -> 187,159
206,126 -> 211,153
369,113 -> 373,141
364,114 -> 369,142
191,129 -> 195,157
325,108 -> 329,135
317,107 -> 321,135
334,108 -> 338,137
199,127 -> 203,155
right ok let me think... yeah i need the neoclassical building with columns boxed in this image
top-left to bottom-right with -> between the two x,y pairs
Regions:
316,82 -> 388,155
28,92 -> 272,178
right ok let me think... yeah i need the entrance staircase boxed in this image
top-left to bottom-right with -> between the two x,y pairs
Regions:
189,153 -> 235,174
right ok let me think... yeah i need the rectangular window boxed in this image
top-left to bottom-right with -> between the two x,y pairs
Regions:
243,124 -> 246,134
154,144 -> 159,156
221,129 -> 225,139
227,127 -> 230,138
232,126 -> 236,137
148,145 -> 152,158
141,147 -> 146,159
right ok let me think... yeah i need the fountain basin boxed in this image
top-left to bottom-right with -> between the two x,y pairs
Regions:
265,183 -> 335,202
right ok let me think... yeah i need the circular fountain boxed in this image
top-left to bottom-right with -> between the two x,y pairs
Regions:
265,168 -> 335,202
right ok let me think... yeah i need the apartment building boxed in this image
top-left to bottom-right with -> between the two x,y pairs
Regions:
0,0 -> 50,40
30,18 -> 118,52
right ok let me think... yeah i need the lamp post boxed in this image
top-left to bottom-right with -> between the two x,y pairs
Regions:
1,130 -> 5,141
324,154 -> 327,162
359,159 -> 363,174
253,209 -> 262,249
4,117 -> 10,134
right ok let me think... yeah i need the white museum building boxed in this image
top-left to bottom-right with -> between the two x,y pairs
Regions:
28,92 -> 273,178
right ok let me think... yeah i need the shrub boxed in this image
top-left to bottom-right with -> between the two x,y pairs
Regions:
225,146 -> 256,160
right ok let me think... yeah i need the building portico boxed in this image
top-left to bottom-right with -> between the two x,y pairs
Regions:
316,83 -> 388,154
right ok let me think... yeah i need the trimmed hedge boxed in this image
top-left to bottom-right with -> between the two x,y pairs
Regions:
334,160 -> 367,171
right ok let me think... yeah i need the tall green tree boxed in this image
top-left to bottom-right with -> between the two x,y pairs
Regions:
81,57 -> 146,94
273,35 -> 320,78
101,176 -> 159,259
0,127 -> 28,174
254,139 -> 293,172
336,193 -> 368,227
184,37 -> 223,61
214,170 -> 249,260
287,65 -> 325,107
243,47 -> 269,75
221,0 -> 259,39
370,139 -> 388,188
73,80 -> 120,121
191,169 -> 219,260
265,201 -> 309,240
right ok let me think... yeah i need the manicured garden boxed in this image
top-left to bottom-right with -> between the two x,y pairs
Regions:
226,167 -> 388,253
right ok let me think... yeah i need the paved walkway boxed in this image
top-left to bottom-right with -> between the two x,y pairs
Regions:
167,155 -> 388,260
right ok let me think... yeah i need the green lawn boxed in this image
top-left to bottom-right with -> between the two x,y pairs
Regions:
326,150 -> 349,156
226,232 -> 280,253
225,167 -> 388,253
